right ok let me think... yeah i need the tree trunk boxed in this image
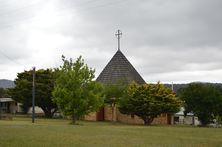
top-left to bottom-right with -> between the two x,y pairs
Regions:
44,111 -> 53,118
111,103 -> 115,122
72,114 -> 77,124
41,107 -> 53,118
143,116 -> 154,125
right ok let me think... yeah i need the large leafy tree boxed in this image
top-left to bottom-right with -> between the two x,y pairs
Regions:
119,82 -> 181,125
52,56 -> 104,124
9,69 -> 57,117
179,83 -> 222,125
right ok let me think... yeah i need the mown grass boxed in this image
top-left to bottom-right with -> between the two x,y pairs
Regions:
0,116 -> 222,147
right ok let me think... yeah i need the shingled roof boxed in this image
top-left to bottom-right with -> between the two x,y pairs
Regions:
96,50 -> 146,85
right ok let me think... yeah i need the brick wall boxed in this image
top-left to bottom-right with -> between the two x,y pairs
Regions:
152,113 -> 169,124
85,105 -> 171,125
116,109 -> 144,124
84,112 -> 97,121
107,105 -> 170,125
104,105 -> 117,121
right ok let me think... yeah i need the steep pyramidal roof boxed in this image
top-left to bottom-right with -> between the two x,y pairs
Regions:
96,50 -> 145,85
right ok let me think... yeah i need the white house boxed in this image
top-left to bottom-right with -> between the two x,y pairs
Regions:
173,107 -> 200,126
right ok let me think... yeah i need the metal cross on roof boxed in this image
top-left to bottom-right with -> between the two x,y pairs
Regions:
115,30 -> 122,51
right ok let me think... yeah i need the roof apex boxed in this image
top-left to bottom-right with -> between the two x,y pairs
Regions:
96,50 -> 145,85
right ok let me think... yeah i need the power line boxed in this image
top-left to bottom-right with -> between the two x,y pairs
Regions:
0,49 -> 24,67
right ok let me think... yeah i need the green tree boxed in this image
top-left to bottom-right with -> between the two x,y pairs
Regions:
179,83 -> 222,125
103,84 -> 126,121
103,84 -> 126,105
119,82 -> 181,125
9,69 -> 57,117
216,86 -> 222,119
0,88 -> 9,98
52,56 -> 104,124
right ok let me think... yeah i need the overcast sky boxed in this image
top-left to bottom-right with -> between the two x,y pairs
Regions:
0,0 -> 222,83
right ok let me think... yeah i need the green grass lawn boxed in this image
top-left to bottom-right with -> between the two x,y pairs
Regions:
0,116 -> 222,147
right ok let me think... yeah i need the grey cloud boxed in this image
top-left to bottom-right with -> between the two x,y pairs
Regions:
72,0 -> 222,48
43,0 -> 222,83
0,0 -> 222,82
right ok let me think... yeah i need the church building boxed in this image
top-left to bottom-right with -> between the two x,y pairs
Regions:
85,30 -> 172,125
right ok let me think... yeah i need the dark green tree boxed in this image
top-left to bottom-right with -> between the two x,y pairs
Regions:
9,69 -> 57,117
0,88 -> 9,98
216,86 -> 222,118
119,82 -> 181,125
179,83 -> 222,125
52,56 -> 104,124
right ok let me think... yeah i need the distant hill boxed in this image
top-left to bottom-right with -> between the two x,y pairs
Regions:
164,84 -> 188,93
0,79 -> 15,88
164,82 -> 222,93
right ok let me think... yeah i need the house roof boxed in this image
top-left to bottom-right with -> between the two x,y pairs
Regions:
174,107 -> 194,116
0,98 -> 14,102
96,50 -> 145,85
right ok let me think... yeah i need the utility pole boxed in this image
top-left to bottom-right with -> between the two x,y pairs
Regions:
115,29 -> 122,51
32,67 -> 35,123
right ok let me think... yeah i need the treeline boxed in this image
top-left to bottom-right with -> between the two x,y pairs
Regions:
164,83 -> 222,93
4,56 -> 181,125
2,56 -> 222,126
178,83 -> 222,125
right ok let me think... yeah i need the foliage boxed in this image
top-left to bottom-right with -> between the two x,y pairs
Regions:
0,88 -> 5,97
216,116 -> 222,125
216,86 -> 222,117
103,83 -> 127,121
119,82 -> 181,125
52,56 -> 104,124
0,88 -> 10,98
103,84 -> 126,105
179,83 -> 222,125
8,69 -> 57,117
